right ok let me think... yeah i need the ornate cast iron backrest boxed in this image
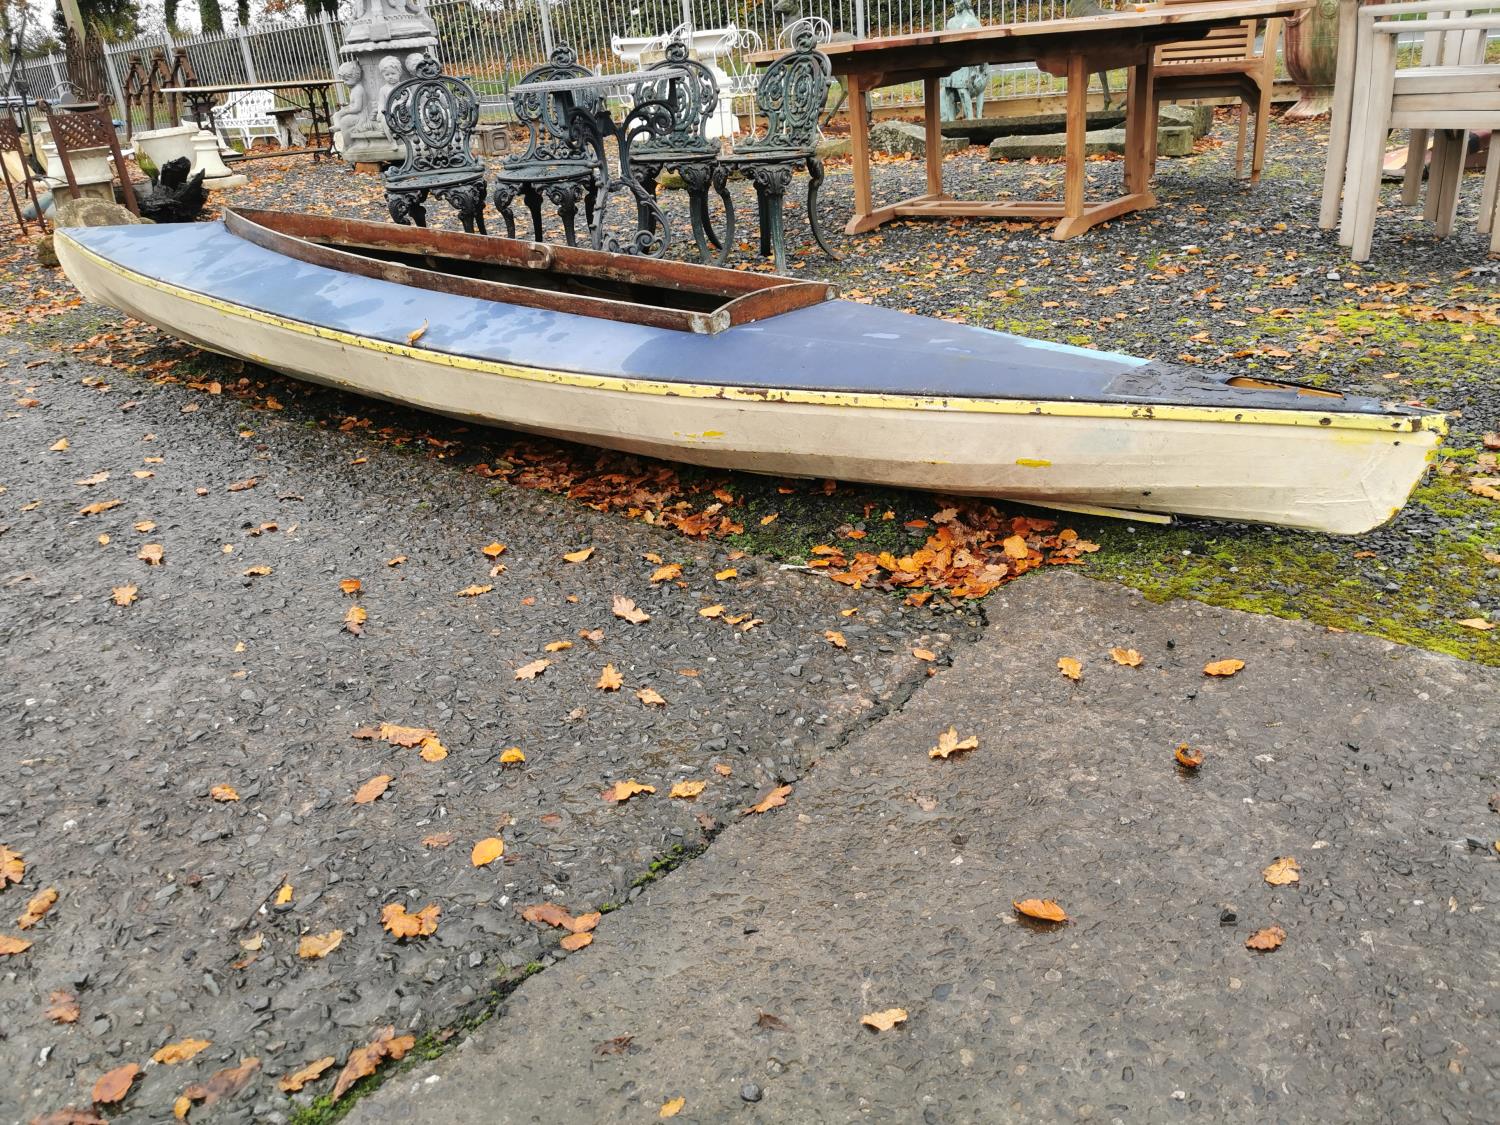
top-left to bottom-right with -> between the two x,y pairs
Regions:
635,38 -> 719,155
506,43 -> 603,165
382,54 -> 484,187
742,30 -> 830,153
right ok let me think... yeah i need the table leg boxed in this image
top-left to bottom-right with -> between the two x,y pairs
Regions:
923,75 -> 944,200
1122,61 -> 1156,203
845,74 -> 878,234
1059,54 -> 1087,229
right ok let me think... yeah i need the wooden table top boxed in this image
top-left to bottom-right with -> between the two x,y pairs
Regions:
752,0 -> 1309,75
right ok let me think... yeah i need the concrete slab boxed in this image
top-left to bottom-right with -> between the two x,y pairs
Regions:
989,124 -> 1194,161
353,573 -> 1499,1124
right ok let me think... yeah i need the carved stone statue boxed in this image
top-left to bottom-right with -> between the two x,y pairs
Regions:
332,60 -> 370,152
940,0 -> 992,121
337,0 -> 438,164
375,55 -> 404,137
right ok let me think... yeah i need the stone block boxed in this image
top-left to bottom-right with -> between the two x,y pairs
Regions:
987,124 -> 1193,161
815,137 -> 852,160
1157,103 -> 1214,138
868,121 -> 967,158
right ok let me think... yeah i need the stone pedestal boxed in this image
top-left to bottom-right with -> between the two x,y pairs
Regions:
335,0 -> 439,165
41,143 -> 116,199
190,131 -> 248,190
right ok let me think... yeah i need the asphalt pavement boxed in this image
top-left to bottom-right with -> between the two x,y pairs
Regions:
353,572 -> 1499,1125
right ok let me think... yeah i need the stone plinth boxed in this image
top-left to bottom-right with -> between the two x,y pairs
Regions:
988,124 -> 1194,161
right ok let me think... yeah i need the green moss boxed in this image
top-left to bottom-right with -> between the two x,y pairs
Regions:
286,961 -> 544,1124
629,842 -> 704,889
1079,473 -> 1498,664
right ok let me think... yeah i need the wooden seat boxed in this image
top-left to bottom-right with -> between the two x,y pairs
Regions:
1150,0 -> 1282,183
1331,1 -> 1499,260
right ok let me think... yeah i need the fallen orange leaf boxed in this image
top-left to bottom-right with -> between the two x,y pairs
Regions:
17,887 -> 57,929
670,780 -> 706,799
1109,647 -> 1143,667
0,846 -> 22,886
745,784 -> 792,815
0,934 -> 34,955
1245,925 -> 1286,951
660,1096 -> 686,1118
457,584 -> 493,597
698,604 -> 725,618
1204,659 -> 1245,677
343,605 -> 367,635
138,543 -> 164,565
153,1038 -> 212,1064
1057,657 -> 1082,681
612,595 -> 650,624
1262,856 -> 1301,886
860,1008 -> 908,1032
825,629 -> 847,648
406,320 -> 428,345
1013,898 -> 1069,923
381,902 -> 440,938
603,779 -> 656,802
481,542 -> 507,558
650,563 -> 681,583
417,735 -> 448,762
499,747 -> 526,764
45,989 -> 80,1023
929,727 -> 978,759
560,931 -> 593,951
353,775 -> 391,805
636,686 -> 666,706
912,647 -> 937,662
563,546 -> 595,563
515,658 -> 550,680
339,578 -> 362,596
92,1063 -> 141,1105
597,664 -> 624,691
298,931 -> 344,959
1174,743 -> 1204,769
110,584 -> 138,607
278,1056 -> 336,1093
210,784 -> 239,802
471,837 -> 505,867
332,1028 -> 413,1102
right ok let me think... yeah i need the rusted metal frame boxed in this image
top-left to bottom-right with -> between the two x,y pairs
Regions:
225,209 -> 833,333
0,118 -> 47,234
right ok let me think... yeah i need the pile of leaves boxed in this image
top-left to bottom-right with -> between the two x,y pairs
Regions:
806,505 -> 1098,602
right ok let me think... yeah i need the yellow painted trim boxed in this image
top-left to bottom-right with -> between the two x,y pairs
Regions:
60,235 -> 1449,438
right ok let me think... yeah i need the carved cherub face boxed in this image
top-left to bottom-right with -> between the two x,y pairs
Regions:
404,52 -> 427,75
337,61 -> 362,86
378,56 -> 402,83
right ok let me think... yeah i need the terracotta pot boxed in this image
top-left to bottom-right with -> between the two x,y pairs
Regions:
1282,0 -> 1342,119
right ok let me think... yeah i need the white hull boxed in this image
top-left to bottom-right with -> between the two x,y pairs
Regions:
58,235 -> 1441,535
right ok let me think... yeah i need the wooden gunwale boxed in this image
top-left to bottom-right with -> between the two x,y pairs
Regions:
224,209 -> 834,335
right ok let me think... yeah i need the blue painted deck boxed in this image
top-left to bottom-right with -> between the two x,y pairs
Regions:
65,221 -> 1406,416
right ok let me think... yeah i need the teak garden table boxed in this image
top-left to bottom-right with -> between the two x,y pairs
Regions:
792,0 -> 1309,239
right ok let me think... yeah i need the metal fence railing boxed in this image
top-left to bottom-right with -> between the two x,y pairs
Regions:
7,0 -> 1089,134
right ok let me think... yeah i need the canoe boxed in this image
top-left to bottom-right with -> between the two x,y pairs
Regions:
55,208 -> 1445,534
